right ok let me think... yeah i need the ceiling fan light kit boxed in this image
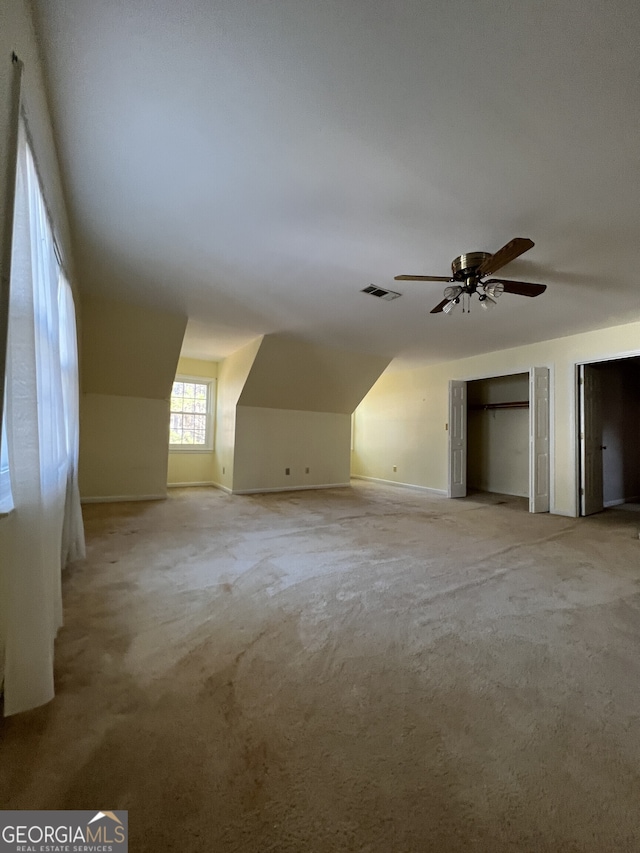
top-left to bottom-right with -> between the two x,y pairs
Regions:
394,237 -> 547,315
479,294 -> 497,310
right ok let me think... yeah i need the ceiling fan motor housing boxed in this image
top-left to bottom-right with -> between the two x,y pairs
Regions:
451,251 -> 491,281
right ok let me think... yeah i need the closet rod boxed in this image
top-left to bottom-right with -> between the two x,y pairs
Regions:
470,400 -> 529,410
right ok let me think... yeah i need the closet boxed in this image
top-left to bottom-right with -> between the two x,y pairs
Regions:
467,373 -> 529,497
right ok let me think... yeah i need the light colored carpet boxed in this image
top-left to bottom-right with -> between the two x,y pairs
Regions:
2,482 -> 640,851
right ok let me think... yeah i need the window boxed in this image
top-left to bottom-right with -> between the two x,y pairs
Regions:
0,402 -> 12,514
169,376 -> 215,451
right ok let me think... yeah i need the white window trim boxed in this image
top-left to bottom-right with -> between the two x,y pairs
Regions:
169,375 -> 216,453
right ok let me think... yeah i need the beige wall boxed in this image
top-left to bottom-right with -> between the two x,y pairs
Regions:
227,334 -> 388,493
175,357 -> 219,381
213,337 -> 262,491
80,395 -> 171,498
167,356 -> 219,486
234,406 -> 351,492
353,319 -> 640,516
83,327 -> 386,498
221,334 -> 388,493
79,296 -> 186,499
352,366 -> 447,491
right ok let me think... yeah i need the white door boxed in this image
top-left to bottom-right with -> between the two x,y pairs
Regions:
579,364 -> 604,515
448,380 -> 467,498
529,367 -> 550,513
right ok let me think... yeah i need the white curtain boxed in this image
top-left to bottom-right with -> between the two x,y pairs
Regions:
1,121 -> 85,716
58,273 -> 85,567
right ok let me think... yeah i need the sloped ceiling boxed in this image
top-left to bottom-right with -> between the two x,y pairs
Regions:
81,296 -> 186,398
238,334 -> 391,413
31,0 -> 640,367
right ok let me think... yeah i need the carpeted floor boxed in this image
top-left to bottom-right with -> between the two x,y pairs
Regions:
2,481 -> 640,851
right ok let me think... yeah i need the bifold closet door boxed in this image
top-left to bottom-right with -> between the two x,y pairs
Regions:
529,366 -> 550,513
448,380 -> 467,498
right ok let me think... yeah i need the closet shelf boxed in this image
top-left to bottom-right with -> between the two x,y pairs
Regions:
469,400 -> 529,411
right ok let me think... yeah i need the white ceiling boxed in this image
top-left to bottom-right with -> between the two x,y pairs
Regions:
32,0 -> 640,366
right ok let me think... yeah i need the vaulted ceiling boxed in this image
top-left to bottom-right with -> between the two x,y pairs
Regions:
32,0 -> 640,366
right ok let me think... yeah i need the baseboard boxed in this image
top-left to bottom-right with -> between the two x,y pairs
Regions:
232,482 -> 350,495
81,494 -> 166,504
213,482 -> 233,494
351,474 -> 447,496
168,481 -> 234,494
167,481 -> 216,488
602,497 -> 640,508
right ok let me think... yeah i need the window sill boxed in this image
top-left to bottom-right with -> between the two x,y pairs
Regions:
169,447 -> 214,454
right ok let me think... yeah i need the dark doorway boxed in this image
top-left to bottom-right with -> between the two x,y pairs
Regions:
579,356 -> 640,515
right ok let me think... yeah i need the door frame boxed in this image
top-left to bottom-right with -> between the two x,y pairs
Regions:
575,347 -> 640,516
448,365 -> 554,512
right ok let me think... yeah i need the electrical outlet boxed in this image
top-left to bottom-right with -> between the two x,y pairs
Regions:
285,467 -> 290,475
393,465 -> 397,472
222,466 -> 225,474
305,467 -> 309,474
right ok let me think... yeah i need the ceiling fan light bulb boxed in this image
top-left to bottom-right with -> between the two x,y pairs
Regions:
479,294 -> 497,311
484,282 -> 504,300
444,284 -> 463,301
442,299 -> 458,315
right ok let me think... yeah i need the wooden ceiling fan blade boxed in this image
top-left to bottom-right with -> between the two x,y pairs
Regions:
485,278 -> 546,297
477,238 -> 534,277
394,274 -> 452,282
430,298 -> 451,314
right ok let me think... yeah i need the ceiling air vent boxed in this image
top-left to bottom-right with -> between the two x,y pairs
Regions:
361,284 -> 401,301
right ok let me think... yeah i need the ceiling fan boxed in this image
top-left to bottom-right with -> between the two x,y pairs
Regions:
395,237 -> 546,314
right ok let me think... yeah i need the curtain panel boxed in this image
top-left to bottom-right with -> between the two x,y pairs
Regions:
1,122 -> 85,716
